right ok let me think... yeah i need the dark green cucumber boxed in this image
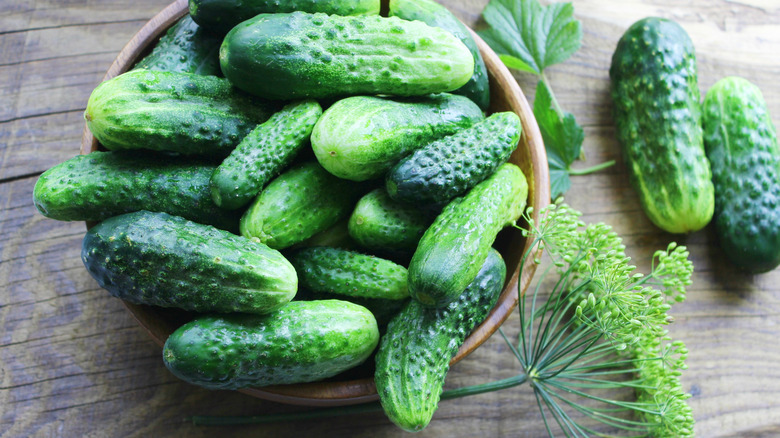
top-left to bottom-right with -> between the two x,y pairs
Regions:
85,70 -> 275,157
703,76 -> 780,273
348,188 -> 433,255
32,151 -> 239,231
311,94 -> 483,181
386,111 -> 521,206
189,0 -> 380,34
133,15 -> 222,76
610,17 -> 714,233
388,0 -> 489,110
219,12 -> 474,100
408,163 -> 526,307
289,246 -> 409,300
210,100 -> 323,210
82,211 -> 297,314
240,161 -> 368,249
163,300 -> 379,389
375,248 -> 506,432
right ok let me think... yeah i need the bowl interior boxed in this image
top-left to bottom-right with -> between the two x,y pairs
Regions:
81,0 -> 550,407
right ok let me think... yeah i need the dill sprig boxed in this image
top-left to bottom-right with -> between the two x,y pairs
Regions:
513,200 -> 695,436
191,201 -> 695,437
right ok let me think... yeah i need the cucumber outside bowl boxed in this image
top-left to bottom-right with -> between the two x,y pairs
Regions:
80,0 -> 550,407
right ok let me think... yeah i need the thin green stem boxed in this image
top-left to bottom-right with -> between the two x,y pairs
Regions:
568,160 -> 616,175
540,72 -> 564,117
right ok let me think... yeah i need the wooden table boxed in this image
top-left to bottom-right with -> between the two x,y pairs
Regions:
2,0 -> 779,436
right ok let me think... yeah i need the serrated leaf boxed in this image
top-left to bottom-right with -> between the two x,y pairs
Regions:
478,0 -> 582,74
549,164 -> 571,200
533,79 -> 584,199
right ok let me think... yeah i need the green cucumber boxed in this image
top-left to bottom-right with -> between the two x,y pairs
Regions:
388,0 -> 489,110
219,12 -> 474,100
189,0 -> 380,35
386,111 -> 521,206
703,76 -> 780,273
240,161 -> 367,249
133,15 -> 222,76
163,300 -> 379,389
85,70 -> 275,157
311,94 -> 483,181
82,211 -> 297,314
33,151 -> 238,232
210,100 -> 322,210
294,289 -> 408,330
348,188 -> 433,255
289,246 -> 409,300
375,248 -> 506,432
290,219 -> 360,251
408,163 -> 526,307
610,17 -> 714,233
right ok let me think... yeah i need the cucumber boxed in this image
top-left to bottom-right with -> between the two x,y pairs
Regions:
85,70 -> 275,158
294,289 -> 408,330
210,100 -> 323,210
240,161 -> 367,249
82,210 -> 297,314
386,111 -> 521,206
311,94 -> 483,181
219,12 -> 475,100
408,163 -> 526,307
290,218 -> 360,251
348,188 -> 433,255
163,300 -> 379,389
33,151 -> 238,232
133,15 -> 222,76
388,0 -> 489,110
289,246 -> 409,300
189,0 -> 381,34
375,248 -> 506,432
702,76 -> 780,273
610,17 -> 714,233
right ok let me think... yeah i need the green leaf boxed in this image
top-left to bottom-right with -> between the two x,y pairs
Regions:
549,164 -> 571,201
478,0 -> 582,75
533,79 -> 584,199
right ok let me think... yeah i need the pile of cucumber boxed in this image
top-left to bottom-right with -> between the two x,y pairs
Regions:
32,0 -> 529,432
611,17 -> 780,273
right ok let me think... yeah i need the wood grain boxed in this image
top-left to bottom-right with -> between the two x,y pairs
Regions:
2,0 -> 780,436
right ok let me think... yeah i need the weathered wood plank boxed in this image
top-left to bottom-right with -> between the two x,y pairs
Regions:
3,0 -> 780,437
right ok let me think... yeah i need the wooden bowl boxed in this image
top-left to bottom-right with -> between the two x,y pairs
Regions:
80,0 -> 550,407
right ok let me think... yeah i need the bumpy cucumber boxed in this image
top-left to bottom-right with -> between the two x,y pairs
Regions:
133,15 -> 222,76
408,163 -> 526,307
386,111 -> 521,206
240,161 -> 367,249
311,94 -> 483,181
703,77 -> 780,273
294,289 -> 408,330
289,246 -> 409,300
210,100 -> 322,210
163,300 -> 379,389
348,188 -> 433,255
610,17 -> 714,233
33,151 -> 238,231
85,70 -> 275,157
219,12 -> 474,100
375,248 -> 506,432
82,211 -> 297,314
189,0 -> 380,34
388,0 -> 489,110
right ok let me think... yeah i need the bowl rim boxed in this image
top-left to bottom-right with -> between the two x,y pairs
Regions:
80,0 -> 550,407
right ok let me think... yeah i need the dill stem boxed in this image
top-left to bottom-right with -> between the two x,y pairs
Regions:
190,374 -> 528,426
